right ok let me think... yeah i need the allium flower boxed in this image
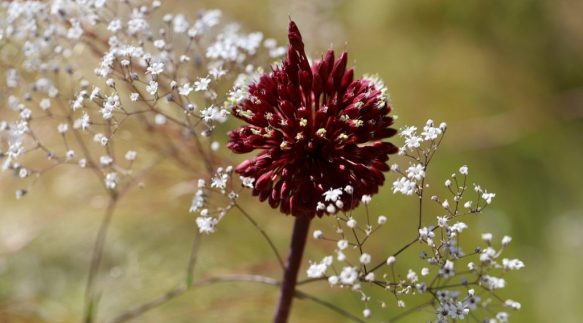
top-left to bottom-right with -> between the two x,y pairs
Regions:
228,21 -> 398,217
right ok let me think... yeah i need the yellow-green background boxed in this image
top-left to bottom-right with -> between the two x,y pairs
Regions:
1,0 -> 582,322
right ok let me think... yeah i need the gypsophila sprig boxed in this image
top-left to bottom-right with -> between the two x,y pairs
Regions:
306,119 -> 523,322
0,1 -> 285,199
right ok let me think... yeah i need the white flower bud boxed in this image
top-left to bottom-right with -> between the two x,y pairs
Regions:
313,230 -> 323,239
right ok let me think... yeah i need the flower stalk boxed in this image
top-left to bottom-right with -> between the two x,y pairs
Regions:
274,216 -> 312,323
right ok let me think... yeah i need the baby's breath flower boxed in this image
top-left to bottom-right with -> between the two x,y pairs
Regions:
313,230 -> 323,239
196,216 -> 218,234
377,215 -> 387,225
386,256 -> 396,265
359,253 -> 371,265
459,165 -> 469,175
105,172 -> 118,190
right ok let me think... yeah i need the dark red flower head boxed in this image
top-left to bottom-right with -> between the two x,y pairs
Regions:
228,21 -> 398,218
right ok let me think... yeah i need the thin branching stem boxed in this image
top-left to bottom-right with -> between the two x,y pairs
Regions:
234,203 -> 284,269
84,195 -> 118,323
107,274 -> 364,323
389,301 -> 434,322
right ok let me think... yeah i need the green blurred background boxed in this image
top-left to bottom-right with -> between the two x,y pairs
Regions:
1,0 -> 582,322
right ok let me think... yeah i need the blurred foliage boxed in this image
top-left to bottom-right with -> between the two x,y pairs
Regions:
1,0 -> 582,322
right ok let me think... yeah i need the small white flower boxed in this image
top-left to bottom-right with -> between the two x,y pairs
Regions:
57,123 -> 69,134
363,308 -> 371,318
336,250 -> 346,262
89,87 -> 101,101
364,272 -> 375,282
400,126 -> 417,137
496,312 -> 509,323
74,112 -> 91,130
386,256 -> 396,265
406,164 -> 425,181
125,150 -> 137,161
146,80 -> 159,95
313,230 -> 323,239
442,199 -> 450,209
323,188 -> 343,202
100,155 -> 113,166
154,114 -> 167,125
326,204 -> 336,214
66,150 -> 75,160
407,269 -> 418,283
419,227 -> 435,240
502,258 -> 525,271
339,267 -> 358,285
107,19 -> 122,32
480,247 -> 497,263
359,253 -> 371,265
306,256 -> 333,278
459,165 -> 469,175
196,216 -> 218,234
361,195 -> 372,204
377,215 -> 387,225
482,275 -> 506,290
328,275 -> 339,285
392,177 -> 416,195
482,191 -> 496,204
439,260 -> 455,278
40,98 -> 51,111
178,83 -> 193,96
404,135 -> 422,149
344,185 -> 354,194
106,78 -> 115,88
211,173 -> 229,189
105,172 -> 118,189
451,222 -> 468,233
337,240 -> 349,250
346,217 -> 357,228
437,216 -> 449,227
502,235 -> 512,247
504,299 -> 521,310
194,77 -> 211,91
153,39 -> 166,49
482,233 -> 493,243
240,176 -> 255,188
421,120 -> 442,140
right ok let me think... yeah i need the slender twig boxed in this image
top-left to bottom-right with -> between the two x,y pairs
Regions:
107,284 -> 188,323
84,196 -> 118,323
83,154 -> 168,323
417,178 -> 425,230
186,232 -> 201,287
234,203 -> 285,269
369,236 -> 419,273
388,301 -> 434,322
107,274 -> 364,323
294,290 -> 366,323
